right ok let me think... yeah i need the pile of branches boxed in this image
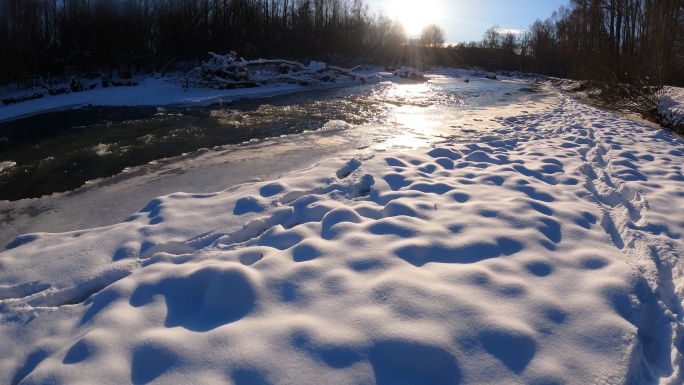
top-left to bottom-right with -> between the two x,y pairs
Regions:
582,75 -> 684,134
591,78 -> 665,117
184,52 -> 370,90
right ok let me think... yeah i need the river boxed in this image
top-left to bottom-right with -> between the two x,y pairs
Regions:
0,73 -> 551,246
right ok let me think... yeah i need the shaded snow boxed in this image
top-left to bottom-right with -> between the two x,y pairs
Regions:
0,62 -> 388,123
0,77 -> 308,123
660,86 -> 684,128
2,89 -> 684,384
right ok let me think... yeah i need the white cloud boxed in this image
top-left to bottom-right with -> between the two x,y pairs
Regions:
496,28 -> 526,35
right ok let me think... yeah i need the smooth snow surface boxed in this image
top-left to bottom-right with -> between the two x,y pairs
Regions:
2,90 -> 684,384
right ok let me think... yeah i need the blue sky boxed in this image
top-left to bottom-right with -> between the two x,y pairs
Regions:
365,0 -> 568,44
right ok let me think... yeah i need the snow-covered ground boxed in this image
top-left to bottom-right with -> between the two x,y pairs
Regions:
0,57 -> 392,123
534,76 -> 684,132
0,76 -> 310,123
2,70 -> 684,384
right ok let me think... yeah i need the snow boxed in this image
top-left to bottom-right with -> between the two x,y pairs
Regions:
0,161 -> 16,171
2,73 -> 684,383
393,67 -> 426,81
306,61 -> 328,72
660,86 -> 684,128
525,76 -> 684,131
0,77 -> 303,123
0,54 -> 387,123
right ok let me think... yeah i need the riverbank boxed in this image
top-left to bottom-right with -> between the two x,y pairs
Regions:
2,86 -> 684,383
0,75 -> 325,123
0,61 -> 390,124
0,75 -> 550,247
1,71 -> 543,204
526,75 -> 684,135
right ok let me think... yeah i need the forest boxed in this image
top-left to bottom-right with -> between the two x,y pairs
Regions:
0,0 -> 406,87
1,0 -> 684,88
510,0 -> 684,86
417,0 -> 683,88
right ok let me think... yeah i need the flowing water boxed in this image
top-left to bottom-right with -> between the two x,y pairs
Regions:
0,75 -> 542,201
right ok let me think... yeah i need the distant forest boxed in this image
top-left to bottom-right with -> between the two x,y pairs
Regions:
427,0 -> 684,87
1,0 -> 684,88
492,0 -> 684,86
0,0 -> 406,87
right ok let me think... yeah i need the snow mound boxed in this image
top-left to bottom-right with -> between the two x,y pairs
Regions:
306,61 -> 328,72
0,161 -> 16,171
2,95 -> 684,383
659,86 -> 684,129
393,67 -> 426,81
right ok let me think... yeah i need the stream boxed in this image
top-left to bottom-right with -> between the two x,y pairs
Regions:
0,75 -> 541,201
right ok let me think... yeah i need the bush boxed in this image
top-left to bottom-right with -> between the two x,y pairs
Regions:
2,93 -> 44,105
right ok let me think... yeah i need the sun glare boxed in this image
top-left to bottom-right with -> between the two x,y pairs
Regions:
388,0 -> 443,37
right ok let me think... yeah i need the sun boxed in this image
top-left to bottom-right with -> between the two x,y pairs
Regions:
387,0 -> 443,37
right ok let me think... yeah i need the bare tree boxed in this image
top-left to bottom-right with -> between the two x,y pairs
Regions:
482,24 -> 500,49
420,23 -> 445,47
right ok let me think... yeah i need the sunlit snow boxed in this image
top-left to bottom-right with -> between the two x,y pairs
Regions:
1,71 -> 684,384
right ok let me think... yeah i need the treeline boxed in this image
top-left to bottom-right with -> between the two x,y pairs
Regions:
0,0 -> 406,87
458,0 -> 684,86
4,0 -> 684,89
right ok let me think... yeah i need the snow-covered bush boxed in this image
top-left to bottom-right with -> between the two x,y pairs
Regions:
393,67 -> 426,81
1,92 -> 44,105
658,87 -> 684,132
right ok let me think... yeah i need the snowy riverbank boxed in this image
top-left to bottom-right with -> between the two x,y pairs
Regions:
4,66 -> 683,132
0,75 -> 325,123
0,57 -> 391,124
2,85 -> 684,383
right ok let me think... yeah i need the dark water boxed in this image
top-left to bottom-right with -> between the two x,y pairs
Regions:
0,77 -> 534,201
